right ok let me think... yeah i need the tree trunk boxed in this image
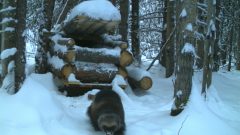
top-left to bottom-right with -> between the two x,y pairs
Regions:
119,0 -> 129,42
171,0 -> 196,116
159,0 -> 167,68
14,0 -> 26,92
164,0 -> 174,77
0,2 -> 2,86
237,28 -> 240,70
212,0 -> 220,72
202,0 -> 215,95
228,28 -> 233,71
35,0 -> 55,73
131,0 -> 141,65
1,0 -> 16,81
55,0 -> 80,24
196,0 -> 206,69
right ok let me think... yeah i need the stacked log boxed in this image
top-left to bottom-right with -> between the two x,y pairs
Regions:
63,15 -> 119,37
47,32 -> 153,94
126,66 -> 153,91
46,1 -> 153,96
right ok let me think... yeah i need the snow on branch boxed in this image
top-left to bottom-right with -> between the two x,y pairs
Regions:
196,19 -> 207,26
1,48 -> 17,60
4,27 -> 15,32
66,0 -> 121,22
180,8 -> 187,18
194,31 -> 205,40
197,2 -> 208,8
181,43 -> 196,56
185,23 -> 193,31
197,2 -> 208,14
48,54 -> 65,69
51,34 -> 68,53
0,6 -> 16,13
0,17 -> 17,24
207,19 -> 216,38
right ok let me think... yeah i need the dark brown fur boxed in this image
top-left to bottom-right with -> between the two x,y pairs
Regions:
87,90 -> 125,135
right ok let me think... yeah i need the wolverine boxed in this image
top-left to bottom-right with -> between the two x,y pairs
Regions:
87,90 -> 125,135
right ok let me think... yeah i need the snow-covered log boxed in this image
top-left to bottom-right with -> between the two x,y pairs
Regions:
51,34 -> 75,48
57,74 -> 127,97
50,49 -> 76,63
60,82 -> 113,97
49,64 -> 73,80
69,35 -> 128,50
63,16 -> 119,36
102,34 -> 128,49
63,0 -> 120,36
73,62 -> 118,83
75,47 -> 133,67
126,66 -> 153,91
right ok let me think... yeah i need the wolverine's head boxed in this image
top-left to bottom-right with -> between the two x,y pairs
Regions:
98,113 -> 122,135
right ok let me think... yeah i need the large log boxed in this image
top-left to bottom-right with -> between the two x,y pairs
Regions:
57,74 -> 127,97
63,15 -> 119,36
75,46 -> 133,67
71,35 -> 128,50
73,62 -> 118,83
126,66 -> 153,91
59,82 -> 113,97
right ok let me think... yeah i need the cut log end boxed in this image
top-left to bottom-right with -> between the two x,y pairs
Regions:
120,51 -> 133,67
139,77 -> 153,90
118,67 -> 128,79
62,65 -> 73,79
65,50 -> 76,63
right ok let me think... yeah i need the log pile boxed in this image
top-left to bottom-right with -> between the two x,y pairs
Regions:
46,1 -> 152,96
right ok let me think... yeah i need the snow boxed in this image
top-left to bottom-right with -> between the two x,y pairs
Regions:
185,23 -> 193,31
4,27 -> 15,32
180,8 -> 187,18
207,19 -> 216,37
0,60 -> 240,135
66,0 -> 121,22
1,48 -> 17,60
68,73 -> 79,82
181,43 -> 196,55
102,34 -> 122,42
112,75 -> 127,87
0,17 -> 17,24
48,55 -> 65,69
126,65 -> 151,81
0,61 -> 15,94
0,6 -> 16,13
51,34 -> 68,53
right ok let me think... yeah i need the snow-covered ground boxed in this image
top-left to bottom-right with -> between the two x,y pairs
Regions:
0,60 -> 240,135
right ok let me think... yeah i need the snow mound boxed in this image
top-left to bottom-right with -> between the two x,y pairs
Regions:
66,0 -> 121,22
